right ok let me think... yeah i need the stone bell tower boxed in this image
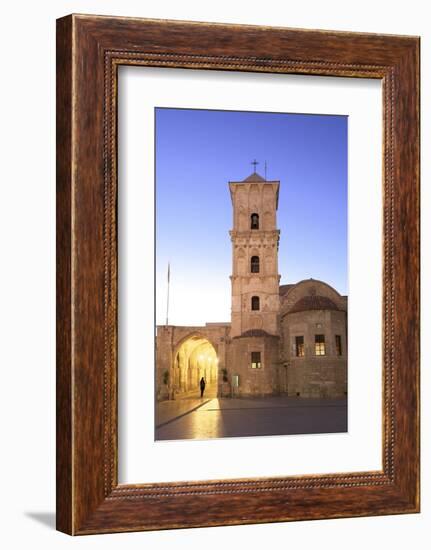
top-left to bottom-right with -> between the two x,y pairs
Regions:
229,164 -> 281,338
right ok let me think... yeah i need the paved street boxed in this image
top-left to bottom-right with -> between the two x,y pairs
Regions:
155,396 -> 347,441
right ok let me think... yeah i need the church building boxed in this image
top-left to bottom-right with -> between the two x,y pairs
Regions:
156,169 -> 347,400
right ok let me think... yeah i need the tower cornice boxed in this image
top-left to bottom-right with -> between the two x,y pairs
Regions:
230,229 -> 280,238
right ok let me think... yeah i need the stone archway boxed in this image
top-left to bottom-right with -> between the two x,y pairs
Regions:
172,335 -> 218,398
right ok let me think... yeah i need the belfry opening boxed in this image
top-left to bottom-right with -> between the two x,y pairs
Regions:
173,335 -> 218,398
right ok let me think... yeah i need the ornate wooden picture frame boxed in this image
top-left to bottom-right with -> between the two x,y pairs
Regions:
56,14 -> 420,535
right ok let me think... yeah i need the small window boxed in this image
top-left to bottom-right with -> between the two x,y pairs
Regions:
251,255 -> 260,273
251,296 -> 260,310
315,334 -> 326,356
251,213 -> 259,229
251,351 -> 262,369
335,335 -> 342,356
295,336 -> 305,357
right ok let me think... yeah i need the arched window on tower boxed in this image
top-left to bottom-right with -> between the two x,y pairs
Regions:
251,256 -> 260,273
250,213 -> 259,229
251,296 -> 260,310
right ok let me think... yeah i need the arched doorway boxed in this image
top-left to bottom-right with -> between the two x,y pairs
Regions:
173,335 -> 218,398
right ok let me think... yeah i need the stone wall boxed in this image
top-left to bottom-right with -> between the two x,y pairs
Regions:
224,334 -> 280,396
281,309 -> 347,397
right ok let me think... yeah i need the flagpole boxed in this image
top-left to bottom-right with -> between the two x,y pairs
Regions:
165,262 -> 170,326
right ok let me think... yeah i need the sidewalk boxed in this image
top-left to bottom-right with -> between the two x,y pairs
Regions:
156,395 -> 347,428
155,397 -> 210,428
156,396 -> 348,440
199,396 -> 347,411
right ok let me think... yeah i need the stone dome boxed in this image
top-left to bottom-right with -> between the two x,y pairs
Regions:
234,329 -> 279,339
288,295 -> 339,314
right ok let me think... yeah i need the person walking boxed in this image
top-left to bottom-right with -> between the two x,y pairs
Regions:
199,377 -> 206,398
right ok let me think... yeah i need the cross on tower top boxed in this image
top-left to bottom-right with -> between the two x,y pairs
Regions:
251,159 -> 259,172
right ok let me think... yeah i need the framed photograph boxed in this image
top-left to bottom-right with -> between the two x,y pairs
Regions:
56,14 -> 420,534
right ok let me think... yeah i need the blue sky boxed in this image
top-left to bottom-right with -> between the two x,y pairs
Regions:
155,108 -> 347,326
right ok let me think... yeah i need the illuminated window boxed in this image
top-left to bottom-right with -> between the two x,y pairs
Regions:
295,336 -> 305,357
315,334 -> 326,356
335,335 -> 342,356
251,351 -> 262,369
251,213 -> 259,229
251,256 -> 260,273
251,296 -> 260,310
